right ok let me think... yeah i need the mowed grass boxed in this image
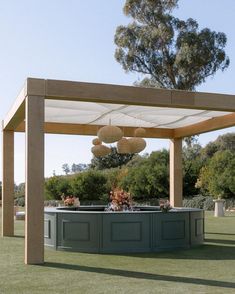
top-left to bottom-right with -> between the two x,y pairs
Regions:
0,209 -> 235,294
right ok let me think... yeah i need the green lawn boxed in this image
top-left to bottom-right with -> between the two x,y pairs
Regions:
0,210 -> 235,294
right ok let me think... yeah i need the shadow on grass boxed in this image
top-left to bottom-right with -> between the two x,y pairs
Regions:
42,262 -> 235,289
205,238 -> 235,245
206,232 -> 235,236
13,235 -> 24,239
110,244 -> 235,260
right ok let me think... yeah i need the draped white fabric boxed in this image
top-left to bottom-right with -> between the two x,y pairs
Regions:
45,100 -> 231,129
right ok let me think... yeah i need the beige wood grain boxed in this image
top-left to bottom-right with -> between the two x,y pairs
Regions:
25,96 -> 44,265
4,78 -> 235,132
169,139 -> 182,207
15,121 -> 174,139
174,113 -> 235,138
2,130 -> 14,236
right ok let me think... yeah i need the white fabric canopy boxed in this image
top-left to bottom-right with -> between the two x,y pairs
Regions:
45,99 -> 231,129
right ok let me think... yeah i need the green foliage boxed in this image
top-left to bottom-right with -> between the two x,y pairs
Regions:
183,195 -> 214,210
215,133 -> 235,151
120,150 -> 169,200
200,141 -> 219,161
115,0 -> 229,90
45,176 -> 72,200
203,196 -> 215,211
224,198 -> 235,210
62,163 -> 70,175
201,133 -> 235,161
71,170 -> 108,201
102,167 -> 128,192
184,135 -> 199,148
71,163 -> 88,173
183,195 -> 235,211
15,183 -> 25,198
197,150 -> 235,198
90,147 -> 134,170
14,196 -> 25,207
183,143 -> 203,196
38,132 -> 235,202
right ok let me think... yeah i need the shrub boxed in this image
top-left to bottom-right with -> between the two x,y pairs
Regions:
183,195 -> 206,209
102,167 -> 128,191
45,176 -> 73,200
44,200 -> 60,207
203,196 -> 215,211
197,150 -> 235,198
183,195 -> 215,210
72,170 -> 108,202
14,196 -> 25,207
120,150 -> 169,200
225,198 -> 235,210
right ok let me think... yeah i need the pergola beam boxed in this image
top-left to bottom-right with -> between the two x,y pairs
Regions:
15,121 -> 174,139
44,79 -> 235,112
45,79 -> 172,106
3,86 -> 26,131
4,78 -> 235,134
3,78 -> 45,131
174,112 -> 235,138
15,113 -> 235,139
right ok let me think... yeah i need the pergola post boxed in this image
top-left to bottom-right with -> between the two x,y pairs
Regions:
170,138 -> 183,207
25,95 -> 44,265
2,130 -> 14,236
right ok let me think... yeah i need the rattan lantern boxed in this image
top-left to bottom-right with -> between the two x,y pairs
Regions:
91,145 -> 111,157
117,138 -> 131,154
97,125 -> 123,143
92,137 -> 102,145
134,127 -> 146,137
128,137 -> 146,153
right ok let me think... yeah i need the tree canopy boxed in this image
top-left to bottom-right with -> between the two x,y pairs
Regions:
120,150 -> 169,199
115,0 -> 229,90
197,150 -> 235,198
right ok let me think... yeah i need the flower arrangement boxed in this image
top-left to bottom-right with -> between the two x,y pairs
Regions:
61,194 -> 80,207
159,200 -> 172,213
106,189 -> 133,211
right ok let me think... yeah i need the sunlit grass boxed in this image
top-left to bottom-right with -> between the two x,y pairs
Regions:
0,209 -> 235,294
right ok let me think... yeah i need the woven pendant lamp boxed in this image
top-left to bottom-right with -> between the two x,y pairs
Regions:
128,137 -> 146,153
117,138 -> 131,154
92,137 -> 102,145
97,125 -> 123,143
134,127 -> 146,137
91,145 -> 111,157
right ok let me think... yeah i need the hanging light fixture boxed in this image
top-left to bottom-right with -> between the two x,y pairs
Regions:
97,125 -> 123,143
117,137 -> 132,154
91,145 -> 111,157
92,137 -> 102,145
128,137 -> 146,153
134,127 -> 146,137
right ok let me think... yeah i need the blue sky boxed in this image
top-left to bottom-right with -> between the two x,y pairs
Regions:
0,0 -> 235,183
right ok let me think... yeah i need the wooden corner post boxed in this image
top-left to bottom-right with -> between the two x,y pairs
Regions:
25,96 -> 44,264
170,138 -> 183,207
2,129 -> 14,236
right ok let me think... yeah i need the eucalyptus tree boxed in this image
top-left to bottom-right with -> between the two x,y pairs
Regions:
115,0 -> 229,90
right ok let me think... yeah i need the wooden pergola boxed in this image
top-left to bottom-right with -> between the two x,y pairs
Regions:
2,78 -> 235,265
